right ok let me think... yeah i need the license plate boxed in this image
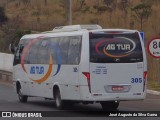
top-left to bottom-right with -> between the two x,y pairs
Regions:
112,86 -> 124,91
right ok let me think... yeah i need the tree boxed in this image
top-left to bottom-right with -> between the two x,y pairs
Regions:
92,0 -> 117,24
73,0 -> 86,12
132,3 -> 152,30
44,0 -> 47,6
117,0 -> 131,27
1,15 -> 25,50
103,0 -> 117,25
59,0 -> 70,24
0,7 -> 8,23
118,0 -> 130,14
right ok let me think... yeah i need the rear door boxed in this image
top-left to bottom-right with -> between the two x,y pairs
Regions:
89,31 -> 144,95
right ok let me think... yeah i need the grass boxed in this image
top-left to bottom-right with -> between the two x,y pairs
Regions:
147,80 -> 160,92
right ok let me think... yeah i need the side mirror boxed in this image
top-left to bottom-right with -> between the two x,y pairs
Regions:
9,43 -> 16,54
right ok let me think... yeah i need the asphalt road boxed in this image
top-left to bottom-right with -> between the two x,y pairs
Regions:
0,82 -> 160,120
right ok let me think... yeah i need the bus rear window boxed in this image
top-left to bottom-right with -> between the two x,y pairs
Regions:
89,32 -> 143,63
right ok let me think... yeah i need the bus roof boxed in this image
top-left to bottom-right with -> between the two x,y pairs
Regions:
20,25 -> 139,40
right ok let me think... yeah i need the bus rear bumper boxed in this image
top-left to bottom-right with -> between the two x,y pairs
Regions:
80,86 -> 146,101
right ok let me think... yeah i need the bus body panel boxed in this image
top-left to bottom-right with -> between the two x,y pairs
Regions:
90,63 -> 144,95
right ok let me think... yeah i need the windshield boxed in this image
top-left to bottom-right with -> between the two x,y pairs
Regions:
89,31 -> 143,63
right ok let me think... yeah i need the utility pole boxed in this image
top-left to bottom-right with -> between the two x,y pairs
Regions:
68,0 -> 72,25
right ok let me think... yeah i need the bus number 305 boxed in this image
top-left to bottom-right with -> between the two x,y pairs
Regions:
131,78 -> 143,83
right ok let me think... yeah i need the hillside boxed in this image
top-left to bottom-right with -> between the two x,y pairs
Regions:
0,0 -> 159,36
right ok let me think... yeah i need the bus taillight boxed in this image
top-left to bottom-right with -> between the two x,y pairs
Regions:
143,71 -> 147,92
144,71 -> 147,80
82,72 -> 91,93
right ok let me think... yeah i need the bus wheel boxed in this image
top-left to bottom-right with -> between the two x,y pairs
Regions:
18,86 -> 28,103
54,89 -> 65,110
100,101 -> 119,111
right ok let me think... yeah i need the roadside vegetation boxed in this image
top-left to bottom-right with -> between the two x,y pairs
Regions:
0,0 -> 160,84
148,80 -> 160,91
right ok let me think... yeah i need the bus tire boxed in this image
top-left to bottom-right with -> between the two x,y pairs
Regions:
100,101 -> 119,111
54,88 -> 65,110
17,84 -> 28,103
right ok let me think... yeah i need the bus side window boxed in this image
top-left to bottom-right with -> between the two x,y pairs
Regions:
48,37 -> 59,64
59,37 -> 70,64
27,40 -> 40,64
68,36 -> 82,65
37,40 -> 50,64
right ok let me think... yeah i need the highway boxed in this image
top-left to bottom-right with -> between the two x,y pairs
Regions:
0,82 -> 160,120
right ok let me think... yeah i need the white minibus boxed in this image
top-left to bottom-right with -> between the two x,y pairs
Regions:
11,25 -> 147,110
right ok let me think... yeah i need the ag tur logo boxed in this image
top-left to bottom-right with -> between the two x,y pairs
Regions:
30,66 -> 44,74
105,43 -> 131,51
96,37 -> 136,58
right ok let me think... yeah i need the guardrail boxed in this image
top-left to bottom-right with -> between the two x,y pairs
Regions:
0,53 -> 14,82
